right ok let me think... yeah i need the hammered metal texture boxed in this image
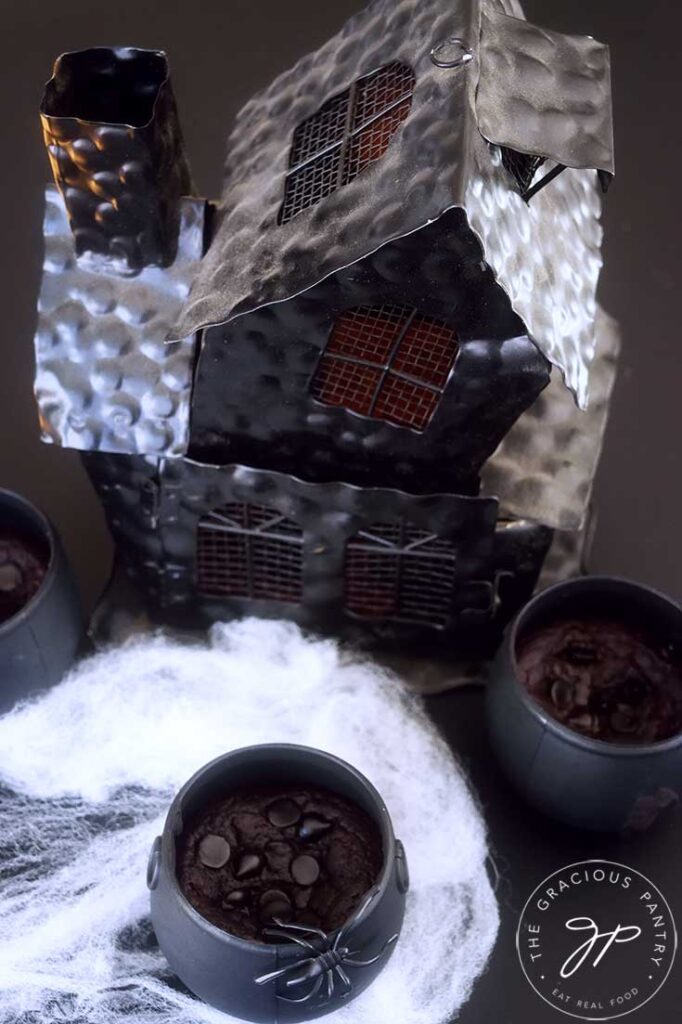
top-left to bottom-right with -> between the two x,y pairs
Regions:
189,208 -> 550,493
41,47 -> 193,273
476,8 -> 614,177
465,130 -> 604,408
170,0 -> 611,413
171,0 -> 476,338
481,306 -> 620,530
34,186 -> 205,456
82,454 -> 550,655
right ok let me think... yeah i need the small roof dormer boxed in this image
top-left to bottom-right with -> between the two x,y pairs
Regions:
475,7 -> 614,201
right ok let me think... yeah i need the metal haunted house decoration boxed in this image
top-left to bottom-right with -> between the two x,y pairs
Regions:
33,0 -> 618,657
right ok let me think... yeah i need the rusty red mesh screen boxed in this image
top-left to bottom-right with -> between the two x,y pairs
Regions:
196,502 -> 303,603
345,521 -> 458,627
351,61 -> 416,129
290,92 -> 349,168
343,98 -> 413,183
310,304 -> 459,430
279,61 -> 415,224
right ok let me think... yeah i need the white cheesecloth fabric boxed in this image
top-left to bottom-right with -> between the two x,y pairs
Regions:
0,618 -> 499,1024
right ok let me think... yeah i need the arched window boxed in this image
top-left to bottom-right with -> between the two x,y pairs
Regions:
197,503 -> 303,603
345,521 -> 458,627
310,304 -> 459,431
279,61 -> 415,224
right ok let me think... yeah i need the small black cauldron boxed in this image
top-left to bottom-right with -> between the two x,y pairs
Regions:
147,744 -> 409,1022
0,488 -> 82,712
486,576 -> 682,832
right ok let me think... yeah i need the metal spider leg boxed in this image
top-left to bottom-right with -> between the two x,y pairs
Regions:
335,963 -> 352,996
255,958 -> 316,986
277,973 -> 324,1004
326,969 -> 334,1001
272,917 -> 327,940
344,932 -> 399,967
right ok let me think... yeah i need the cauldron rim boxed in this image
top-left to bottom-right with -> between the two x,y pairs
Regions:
158,742 -> 398,952
0,488 -> 57,638
505,574 -> 682,757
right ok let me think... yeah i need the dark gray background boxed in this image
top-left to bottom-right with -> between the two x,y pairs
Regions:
1,1 -> 680,1021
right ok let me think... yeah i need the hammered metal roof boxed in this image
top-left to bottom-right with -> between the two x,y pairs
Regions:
34,186 -> 204,455
475,7 -> 614,177
171,0 -> 613,408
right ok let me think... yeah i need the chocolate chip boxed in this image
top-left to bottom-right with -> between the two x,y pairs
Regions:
291,854 -> 320,886
550,679 -> 574,711
235,852 -> 263,879
259,889 -> 292,921
298,814 -> 332,842
0,563 -> 22,592
224,890 -> 247,906
266,798 -> 301,829
198,834 -> 231,869
260,888 -> 290,907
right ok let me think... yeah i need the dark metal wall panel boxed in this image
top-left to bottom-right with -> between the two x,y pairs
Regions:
81,453 -> 551,656
80,451 -> 164,600
188,210 -> 550,493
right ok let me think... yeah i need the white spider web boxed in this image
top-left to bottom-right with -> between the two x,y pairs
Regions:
0,618 -> 499,1024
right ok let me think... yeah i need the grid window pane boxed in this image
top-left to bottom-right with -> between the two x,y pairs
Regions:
197,502 -> 303,603
309,304 -> 458,431
197,530 -> 250,597
279,61 -> 415,223
345,547 -> 400,618
343,98 -> 413,184
345,521 -> 457,627
352,61 -> 416,130
399,554 -> 457,625
373,375 -> 440,431
392,315 -> 459,387
326,304 -> 410,363
279,149 -> 342,224
290,90 -> 350,168
310,356 -> 382,416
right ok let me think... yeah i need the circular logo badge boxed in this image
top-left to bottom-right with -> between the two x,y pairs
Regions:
517,860 -> 677,1020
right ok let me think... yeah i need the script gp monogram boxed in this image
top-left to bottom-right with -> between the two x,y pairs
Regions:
517,860 -> 677,1020
560,918 -> 642,978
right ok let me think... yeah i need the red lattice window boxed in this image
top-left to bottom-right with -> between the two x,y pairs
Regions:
310,304 -> 458,430
345,521 -> 458,627
196,503 -> 303,603
279,61 -> 415,224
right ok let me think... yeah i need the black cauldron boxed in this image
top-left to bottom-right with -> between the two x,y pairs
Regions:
0,488 -> 83,712
147,744 -> 409,1022
486,576 -> 682,832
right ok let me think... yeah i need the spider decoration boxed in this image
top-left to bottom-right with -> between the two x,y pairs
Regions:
254,890 -> 399,1005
